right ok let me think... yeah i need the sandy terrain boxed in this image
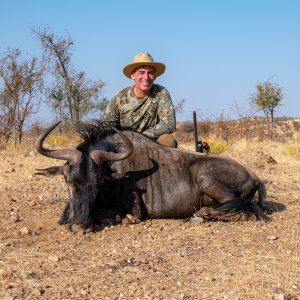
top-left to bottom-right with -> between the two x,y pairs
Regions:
0,138 -> 299,299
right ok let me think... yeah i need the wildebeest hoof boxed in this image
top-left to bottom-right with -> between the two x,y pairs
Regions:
121,214 -> 140,225
68,223 -> 85,233
85,223 -> 102,232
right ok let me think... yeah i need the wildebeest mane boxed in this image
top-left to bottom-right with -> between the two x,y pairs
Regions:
77,120 -> 118,144
75,119 -> 156,153
75,120 -> 122,152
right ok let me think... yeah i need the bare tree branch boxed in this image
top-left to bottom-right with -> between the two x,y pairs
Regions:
32,27 -> 107,124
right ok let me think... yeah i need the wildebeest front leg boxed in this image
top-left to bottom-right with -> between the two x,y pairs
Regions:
131,191 -> 141,220
122,191 -> 142,225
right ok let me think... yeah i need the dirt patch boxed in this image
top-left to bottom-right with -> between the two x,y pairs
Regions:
0,143 -> 299,299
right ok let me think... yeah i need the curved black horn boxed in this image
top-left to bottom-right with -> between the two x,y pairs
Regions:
90,127 -> 134,165
35,121 -> 82,165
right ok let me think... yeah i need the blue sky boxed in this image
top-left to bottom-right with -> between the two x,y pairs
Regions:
0,0 -> 299,123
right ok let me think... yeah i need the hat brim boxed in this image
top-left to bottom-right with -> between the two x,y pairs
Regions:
123,62 -> 165,79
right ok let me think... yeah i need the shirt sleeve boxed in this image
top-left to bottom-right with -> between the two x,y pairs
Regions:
143,88 -> 176,139
104,94 -> 118,122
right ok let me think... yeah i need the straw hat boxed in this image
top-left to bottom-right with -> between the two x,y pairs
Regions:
123,53 -> 165,78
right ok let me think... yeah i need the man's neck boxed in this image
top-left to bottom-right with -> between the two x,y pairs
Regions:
133,86 -> 151,98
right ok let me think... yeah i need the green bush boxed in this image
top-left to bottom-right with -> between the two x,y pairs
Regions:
208,139 -> 228,154
46,135 -> 68,147
286,145 -> 300,160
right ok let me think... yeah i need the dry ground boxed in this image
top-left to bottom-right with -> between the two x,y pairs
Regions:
0,138 -> 299,299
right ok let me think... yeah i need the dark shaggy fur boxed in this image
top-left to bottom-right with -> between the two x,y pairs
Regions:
36,120 -> 268,231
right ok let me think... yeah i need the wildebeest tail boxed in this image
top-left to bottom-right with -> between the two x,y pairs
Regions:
214,198 -> 267,222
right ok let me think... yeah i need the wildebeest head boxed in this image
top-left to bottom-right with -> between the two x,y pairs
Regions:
35,121 -> 134,230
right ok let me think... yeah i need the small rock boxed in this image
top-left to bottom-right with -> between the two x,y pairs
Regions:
66,286 -> 75,294
268,235 -> 279,241
3,241 -> 13,247
127,258 -> 133,265
270,285 -> 285,300
180,293 -> 188,299
40,288 -> 45,295
266,155 -> 277,164
189,216 -> 205,225
48,255 -> 59,262
0,268 -> 11,280
19,227 -> 30,235
29,150 -> 36,157
30,201 -> 37,207
10,214 -> 20,223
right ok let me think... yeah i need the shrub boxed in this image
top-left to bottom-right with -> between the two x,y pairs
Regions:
45,135 -> 68,147
286,145 -> 300,160
208,139 -> 228,154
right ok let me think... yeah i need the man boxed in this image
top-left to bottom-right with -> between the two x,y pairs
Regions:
104,53 -> 177,147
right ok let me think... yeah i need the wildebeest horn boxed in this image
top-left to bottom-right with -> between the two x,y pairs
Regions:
90,127 -> 134,165
35,121 -> 82,165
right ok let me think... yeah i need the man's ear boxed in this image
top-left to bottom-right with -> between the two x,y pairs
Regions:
130,72 -> 136,80
35,166 -> 64,177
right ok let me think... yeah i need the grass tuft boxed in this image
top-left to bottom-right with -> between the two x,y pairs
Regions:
286,145 -> 300,160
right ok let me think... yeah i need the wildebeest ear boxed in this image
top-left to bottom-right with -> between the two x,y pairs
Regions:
35,166 -> 64,177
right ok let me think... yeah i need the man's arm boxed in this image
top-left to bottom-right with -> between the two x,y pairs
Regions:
104,95 -> 118,122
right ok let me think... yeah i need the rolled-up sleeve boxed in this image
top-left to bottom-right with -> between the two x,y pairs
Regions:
104,95 -> 118,122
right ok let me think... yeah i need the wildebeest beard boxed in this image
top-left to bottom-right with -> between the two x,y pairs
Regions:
58,162 -> 104,230
59,158 -> 159,231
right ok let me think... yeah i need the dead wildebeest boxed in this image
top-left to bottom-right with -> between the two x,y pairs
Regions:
35,120 -> 267,231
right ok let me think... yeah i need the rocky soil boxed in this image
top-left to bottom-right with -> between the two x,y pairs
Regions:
0,142 -> 299,299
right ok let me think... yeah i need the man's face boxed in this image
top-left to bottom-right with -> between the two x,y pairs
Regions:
131,65 -> 156,94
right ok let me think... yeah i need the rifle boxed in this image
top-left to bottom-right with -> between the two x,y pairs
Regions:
193,111 -> 210,153
193,111 -> 202,152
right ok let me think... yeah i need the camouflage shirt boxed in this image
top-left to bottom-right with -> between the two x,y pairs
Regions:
104,84 -> 176,139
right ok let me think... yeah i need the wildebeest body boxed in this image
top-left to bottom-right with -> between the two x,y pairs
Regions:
36,121 -> 266,230
102,131 -> 261,218
102,133 -> 199,218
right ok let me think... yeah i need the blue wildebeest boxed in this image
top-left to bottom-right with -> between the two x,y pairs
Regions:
35,120 -> 266,231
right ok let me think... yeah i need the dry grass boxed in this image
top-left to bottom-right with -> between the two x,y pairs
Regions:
0,125 -> 299,299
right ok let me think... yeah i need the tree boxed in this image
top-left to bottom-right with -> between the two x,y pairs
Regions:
33,28 -> 107,124
174,98 -> 185,114
0,48 -> 44,145
250,80 -> 283,139
230,100 -> 254,139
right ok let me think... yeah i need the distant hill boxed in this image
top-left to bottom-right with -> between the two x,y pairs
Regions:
176,117 -> 300,143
